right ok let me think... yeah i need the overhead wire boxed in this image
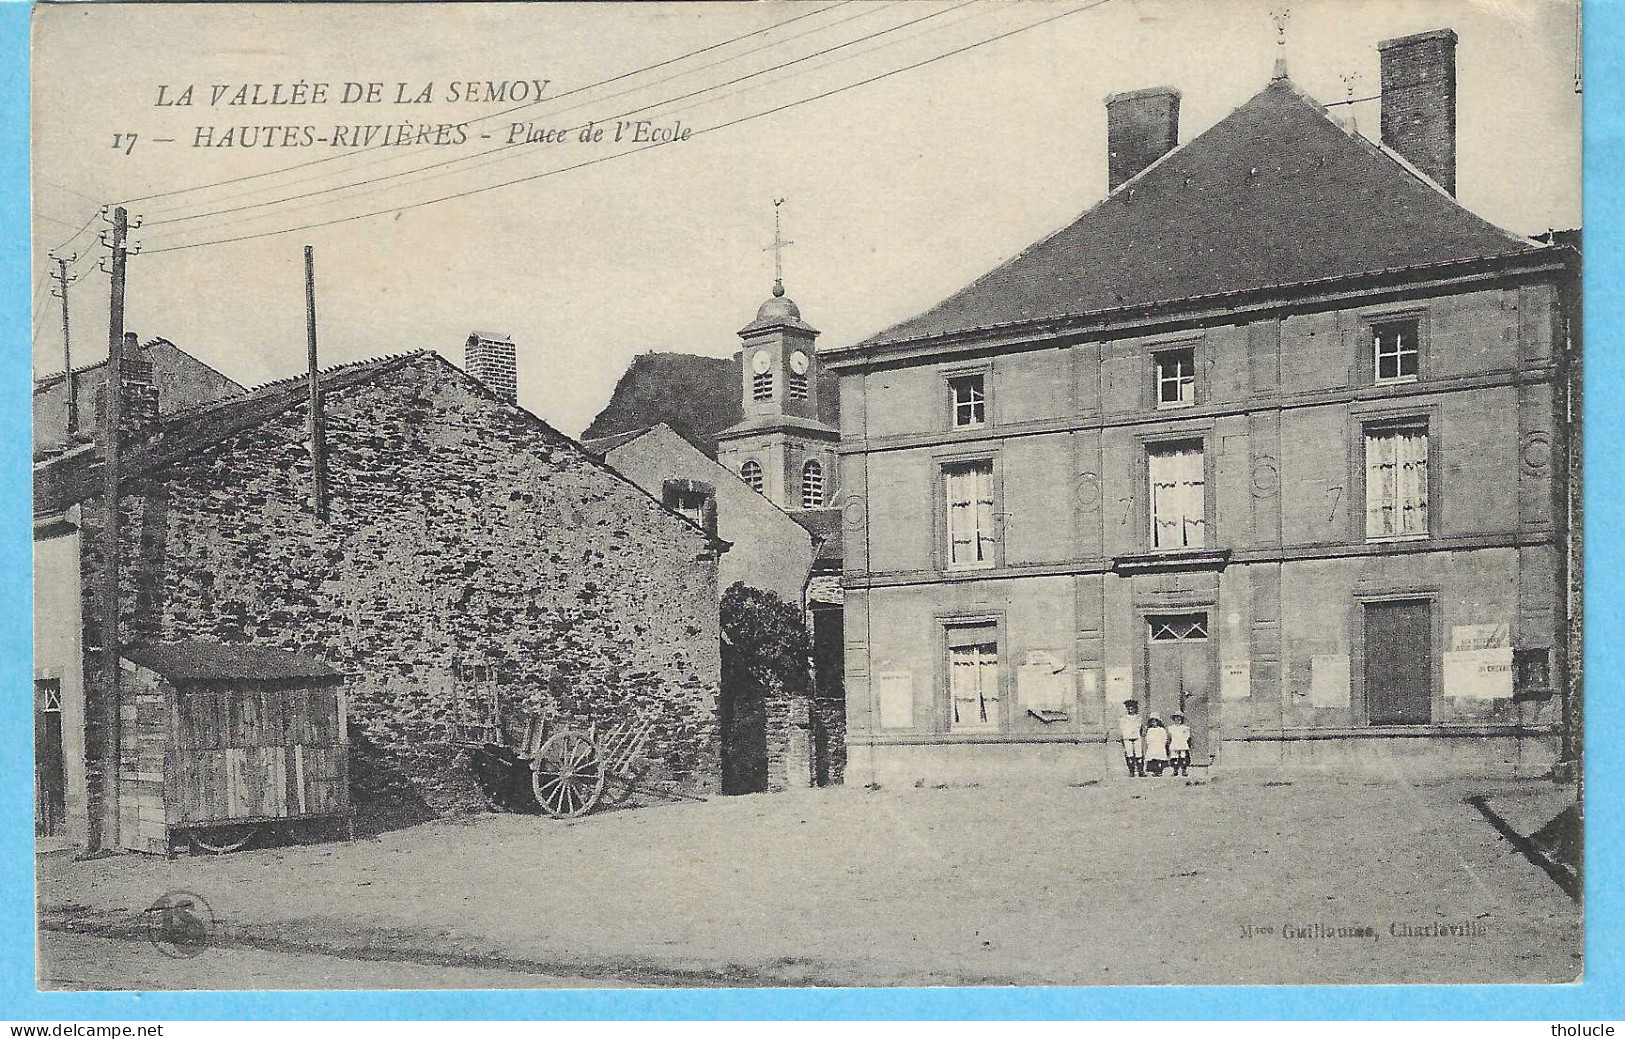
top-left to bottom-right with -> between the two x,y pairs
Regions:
144,0 -> 1118,256
141,0 -> 893,221
116,0 -> 854,209
144,1 -> 973,232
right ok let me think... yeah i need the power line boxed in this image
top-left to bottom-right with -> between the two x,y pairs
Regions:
143,0 -> 893,222
144,0 -> 988,245
117,1 -> 853,209
145,1 -> 970,233
36,176 -> 105,207
146,0 -> 1117,257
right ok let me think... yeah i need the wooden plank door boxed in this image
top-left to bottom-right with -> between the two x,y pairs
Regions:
1365,600 -> 1432,724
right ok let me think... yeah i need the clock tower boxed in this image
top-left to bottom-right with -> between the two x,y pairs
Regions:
715,277 -> 839,512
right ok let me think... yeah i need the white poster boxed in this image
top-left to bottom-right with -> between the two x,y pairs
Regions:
1220,661 -> 1251,701
1444,648 -> 1515,699
873,670 -> 914,729
1452,623 -> 1511,652
1106,666 -> 1133,706
1017,650 -> 1070,714
1309,654 -> 1350,709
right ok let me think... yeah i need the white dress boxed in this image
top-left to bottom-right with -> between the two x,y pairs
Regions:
1144,726 -> 1170,762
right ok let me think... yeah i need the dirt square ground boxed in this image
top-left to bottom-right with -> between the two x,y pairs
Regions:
38,770 -> 1582,987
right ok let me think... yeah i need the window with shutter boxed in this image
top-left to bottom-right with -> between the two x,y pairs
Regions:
1364,424 -> 1429,539
944,460 -> 996,568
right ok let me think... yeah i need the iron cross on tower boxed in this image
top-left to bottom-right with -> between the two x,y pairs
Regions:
764,197 -> 793,297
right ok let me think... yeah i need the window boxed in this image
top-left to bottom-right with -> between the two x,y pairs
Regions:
948,637 -> 1001,732
1154,347 -> 1196,408
944,460 -> 996,568
740,460 -> 763,493
1149,613 -> 1209,641
1373,319 -> 1420,383
949,374 -> 986,429
752,371 -> 774,400
669,489 -> 709,527
1514,648 -> 1552,696
1148,440 -> 1206,550
788,371 -> 809,400
1364,423 -> 1428,539
801,460 -> 824,509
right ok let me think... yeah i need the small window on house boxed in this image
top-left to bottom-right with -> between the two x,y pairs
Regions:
740,460 -> 763,493
752,371 -> 774,400
668,489 -> 709,527
947,636 -> 1001,732
1373,319 -> 1420,383
944,459 -> 996,568
1514,648 -> 1552,695
801,460 -> 824,509
1364,423 -> 1428,539
949,374 -> 986,429
1149,613 -> 1209,641
1154,347 -> 1196,408
788,371 -> 809,400
1148,440 -> 1206,550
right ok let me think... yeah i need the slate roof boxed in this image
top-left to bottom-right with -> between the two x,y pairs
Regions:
123,641 -> 343,681
35,352 -> 422,513
871,75 -> 1541,346
791,506 -> 843,567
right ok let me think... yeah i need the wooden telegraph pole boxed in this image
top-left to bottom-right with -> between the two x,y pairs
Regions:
93,205 -> 128,855
304,245 -> 327,520
50,254 -> 78,434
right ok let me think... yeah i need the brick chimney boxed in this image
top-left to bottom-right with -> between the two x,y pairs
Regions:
1105,86 -> 1181,190
464,331 -> 517,403
118,333 -> 160,436
1379,28 -> 1458,195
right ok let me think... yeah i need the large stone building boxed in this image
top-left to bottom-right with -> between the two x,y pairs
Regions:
826,31 -> 1580,784
34,345 -> 725,846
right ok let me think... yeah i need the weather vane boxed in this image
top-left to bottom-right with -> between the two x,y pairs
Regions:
764,197 -> 794,297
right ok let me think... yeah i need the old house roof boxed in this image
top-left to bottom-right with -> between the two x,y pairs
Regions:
579,426 -> 655,457
124,641 -> 343,682
791,506 -> 843,567
581,350 -> 839,457
871,76 -> 1542,346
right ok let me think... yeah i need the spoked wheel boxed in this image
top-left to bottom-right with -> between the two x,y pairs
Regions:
531,731 -> 606,818
189,823 -> 260,855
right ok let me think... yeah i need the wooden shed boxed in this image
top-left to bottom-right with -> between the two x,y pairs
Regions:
118,642 -> 351,855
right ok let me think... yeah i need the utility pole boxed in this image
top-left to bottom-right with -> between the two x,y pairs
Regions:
50,254 -> 78,434
304,245 -> 327,520
93,205 -> 128,856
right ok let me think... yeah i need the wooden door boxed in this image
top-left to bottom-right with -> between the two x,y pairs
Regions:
1365,600 -> 1432,724
1146,613 -> 1213,763
35,679 -> 66,837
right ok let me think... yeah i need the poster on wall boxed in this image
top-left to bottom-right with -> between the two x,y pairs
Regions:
873,670 -> 914,729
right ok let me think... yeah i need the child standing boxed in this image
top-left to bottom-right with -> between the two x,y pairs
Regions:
1168,712 -> 1192,777
1143,716 -> 1171,776
1117,699 -> 1144,777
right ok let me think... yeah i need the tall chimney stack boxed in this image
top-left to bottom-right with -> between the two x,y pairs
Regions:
1379,28 -> 1458,195
1105,87 -> 1181,191
465,332 -> 517,403
118,332 -> 159,436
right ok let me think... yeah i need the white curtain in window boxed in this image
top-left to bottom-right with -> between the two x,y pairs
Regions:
1149,444 -> 1205,549
949,642 -> 999,729
1365,429 -> 1429,536
946,463 -> 996,565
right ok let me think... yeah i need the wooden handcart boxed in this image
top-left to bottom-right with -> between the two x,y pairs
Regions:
468,712 -> 662,819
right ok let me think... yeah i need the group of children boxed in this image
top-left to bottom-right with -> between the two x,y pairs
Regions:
1116,699 -> 1192,777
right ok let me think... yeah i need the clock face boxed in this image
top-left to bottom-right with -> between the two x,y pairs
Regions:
789,350 -> 810,375
751,350 -> 772,375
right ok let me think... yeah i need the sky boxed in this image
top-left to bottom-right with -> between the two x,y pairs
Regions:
30,0 -> 1583,437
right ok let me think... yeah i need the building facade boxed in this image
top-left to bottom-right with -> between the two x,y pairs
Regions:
827,31 -> 1579,785
35,350 -> 724,846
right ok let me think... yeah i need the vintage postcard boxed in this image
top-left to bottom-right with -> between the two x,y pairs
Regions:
28,0 -> 1590,995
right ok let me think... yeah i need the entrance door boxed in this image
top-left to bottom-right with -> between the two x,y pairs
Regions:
1146,613 -> 1213,764
35,679 -> 66,837
1365,600 -> 1432,724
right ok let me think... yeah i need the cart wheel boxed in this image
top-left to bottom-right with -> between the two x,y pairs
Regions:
189,824 -> 259,855
531,731 -> 606,818
602,768 -> 641,807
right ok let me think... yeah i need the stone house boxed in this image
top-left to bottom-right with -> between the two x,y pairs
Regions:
34,344 -> 724,847
34,336 -> 245,456
826,30 -> 1581,784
